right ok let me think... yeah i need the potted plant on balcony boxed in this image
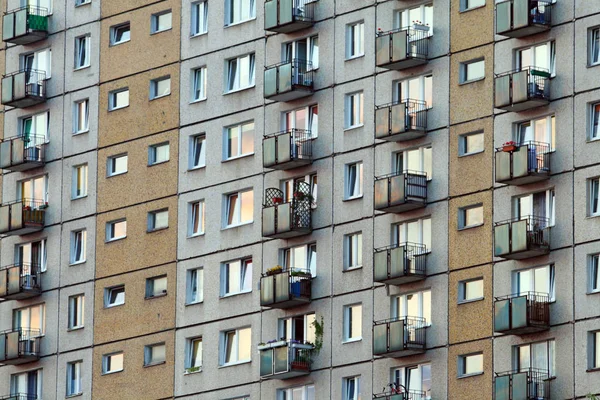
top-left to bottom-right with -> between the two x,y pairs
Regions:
266,265 -> 283,276
412,20 -> 430,32
272,196 -> 284,205
502,141 -> 518,152
293,191 -> 314,204
38,202 -> 48,210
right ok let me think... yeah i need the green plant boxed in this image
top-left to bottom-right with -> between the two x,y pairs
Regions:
587,394 -> 599,400
290,269 -> 311,277
185,366 -> 201,373
311,316 -> 324,355
266,265 -> 283,275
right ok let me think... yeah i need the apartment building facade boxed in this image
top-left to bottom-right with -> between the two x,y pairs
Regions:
0,0 -> 599,399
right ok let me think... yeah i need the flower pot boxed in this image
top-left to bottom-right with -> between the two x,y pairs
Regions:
413,24 -> 430,32
502,145 -> 517,152
273,197 -> 283,204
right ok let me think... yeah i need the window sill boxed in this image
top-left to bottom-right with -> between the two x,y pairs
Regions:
69,260 -> 86,267
73,129 -> 89,136
222,221 -> 253,230
458,297 -> 484,305
222,152 -> 255,163
344,124 -> 364,132
184,368 -> 203,375
586,367 -> 600,373
104,303 -> 125,309
185,300 -> 204,307
223,85 -> 256,96
108,105 -> 130,112
190,97 -> 207,104
587,290 -> 600,295
342,337 -> 362,344
101,370 -> 124,376
148,160 -> 170,168
188,232 -> 205,239
220,290 -> 252,299
345,54 -> 365,62
459,4 -> 486,13
150,93 -> 171,101
106,236 -> 127,243
459,77 -> 485,86
458,150 -> 484,158
107,171 -> 128,178
191,32 -> 208,39
218,360 -> 251,368
458,372 -> 484,379
74,65 -> 91,72
66,393 -> 83,398
224,18 -> 256,29
188,165 -> 206,171
343,195 -> 363,202
151,28 -> 173,36
343,266 -> 363,272
67,326 -> 84,332
71,194 -> 88,201
145,293 -> 168,300
110,39 -> 130,47
458,223 -> 484,231
143,361 -> 166,368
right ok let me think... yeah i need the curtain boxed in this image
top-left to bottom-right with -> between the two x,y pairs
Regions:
310,36 -> 319,69
249,54 -> 256,86
241,259 -> 252,291
348,165 -> 357,197
228,59 -> 237,91
74,232 -> 82,262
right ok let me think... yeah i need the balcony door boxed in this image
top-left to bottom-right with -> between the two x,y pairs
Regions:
395,3 -> 433,33
18,175 -> 47,205
13,303 -> 45,335
515,339 -> 555,376
16,239 -> 47,274
394,147 -> 432,180
514,190 -> 555,226
517,41 -> 555,76
281,243 -> 317,277
394,75 -> 433,108
22,48 -> 51,89
513,265 -> 555,300
21,112 -> 49,150
393,363 -> 432,398
278,313 -> 316,343
284,105 -> 318,138
26,0 -> 52,13
392,290 -> 431,324
281,174 -> 317,207
393,217 -> 431,254
11,369 -> 42,399
285,36 -> 318,70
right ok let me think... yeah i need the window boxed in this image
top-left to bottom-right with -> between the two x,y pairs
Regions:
459,353 -> 483,377
590,178 -> 600,217
514,264 -> 555,300
68,294 -> 85,329
221,258 -> 252,296
395,74 -> 433,108
72,164 -> 88,199
589,331 -> 600,370
102,352 -> 124,374
74,99 -> 89,134
148,209 -> 169,231
13,304 -> 45,334
224,121 -> 254,159
345,92 -> 364,129
393,364 -> 432,398
517,41 -> 556,76
346,22 -> 364,59
75,0 -> 91,5
191,1 -> 208,36
458,204 -> 483,229
107,154 -> 127,176
343,304 -> 362,342
284,105 -> 319,137
515,340 -> 555,377
226,53 -> 255,92
66,361 -> 82,396
189,201 -> 205,236
344,232 -> 362,270
74,35 -> 90,69
106,219 -> 127,242
110,23 -> 130,45
394,217 -> 432,251
281,243 -> 317,277
393,290 -> 432,323
285,36 -> 319,70
11,370 -> 42,399
186,337 -> 203,372
23,48 -> 51,78
395,4 -> 433,32
225,0 -> 256,25
144,343 -> 166,366
514,190 -> 555,227
277,384 -> 315,400
591,28 -> 600,66
458,279 -> 484,303
459,132 -> 484,156
17,176 -> 47,205
589,254 -> 600,293
70,229 -> 87,264
151,11 -> 172,33
516,115 -> 555,151
20,111 -> 49,142
278,313 -> 316,343
225,190 -> 254,227
104,286 -> 125,307
146,276 -> 167,298
150,76 -> 171,99
186,268 -> 204,304
149,142 -> 170,165
591,103 -> 600,140
108,88 -> 129,110
15,239 -> 47,273
343,376 -> 360,400
192,67 -> 207,101
220,327 -> 251,365
344,162 -> 363,200
460,59 -> 485,83
190,134 -> 206,168
461,0 -> 485,11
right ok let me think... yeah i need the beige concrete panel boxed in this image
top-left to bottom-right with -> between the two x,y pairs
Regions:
447,339 -> 493,400
450,0 -> 493,52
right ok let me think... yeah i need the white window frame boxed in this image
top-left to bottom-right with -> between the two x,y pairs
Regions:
189,200 -> 205,237
458,204 -> 484,230
219,327 -> 252,366
393,217 -> 432,251
191,1 -> 208,36
458,278 -> 484,303
345,92 -> 364,129
346,21 -> 365,59
221,258 -> 253,297
225,53 -> 255,93
151,10 -> 172,34
102,352 -> 124,374
589,331 -> 600,370
22,48 -> 51,78
148,209 -> 169,232
343,376 -> 361,400
392,290 -> 432,325
283,104 -> 319,138
395,4 -> 434,33
514,339 -> 555,377
13,303 -> 45,334
20,111 -> 49,142
513,189 -> 555,226
107,154 -> 128,176
150,76 -> 171,100
281,174 -> 318,208
590,178 -> 600,217
186,268 -> 204,304
110,23 -> 130,46
108,88 -> 129,111
224,189 -> 254,228
74,35 -> 91,70
512,264 -> 555,301
515,115 -> 555,150
68,294 -> 85,330
460,59 -> 485,84
590,27 -> 600,67
104,285 -> 125,308
66,360 -> 83,396
284,36 -> 319,70
460,0 -> 485,12
148,142 -> 170,165
458,353 -> 484,377
72,163 -> 88,199
11,370 -> 42,399
278,313 -> 316,343
277,384 -> 315,400
224,121 -> 254,160
186,337 -> 203,372
15,239 -> 47,273
343,303 -> 363,342
75,0 -> 91,6
343,232 -> 363,270
145,275 -> 167,298
106,219 -> 127,242
394,74 -> 433,108
70,229 -> 87,265
192,66 -> 207,102
190,134 -> 206,169
459,131 -> 484,156
590,102 -> 600,141
73,98 -> 89,134
344,162 -> 363,200
589,254 -> 600,294
224,0 -> 256,26
280,243 -> 317,277
393,363 -> 432,398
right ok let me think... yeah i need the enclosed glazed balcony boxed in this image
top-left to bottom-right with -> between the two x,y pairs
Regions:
373,390 -> 427,400
264,0 -> 315,33
260,268 -> 312,309
374,171 -> 427,213
2,69 -> 47,109
262,184 -> 312,239
494,67 -> 550,112
494,216 -> 550,260
496,0 -> 552,38
263,129 -> 313,170
494,292 -> 550,335
0,135 -> 46,172
0,199 -> 47,236
376,27 -> 430,70
259,340 -> 315,380
0,328 -> 41,365
373,317 -> 427,358
2,6 -> 48,45
375,100 -> 427,142
374,243 -> 427,285
0,263 -> 42,302
264,59 -> 314,102
494,368 -> 551,400
495,141 -> 550,186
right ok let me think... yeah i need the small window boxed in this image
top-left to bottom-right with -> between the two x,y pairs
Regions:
190,134 -> 206,169
189,201 -> 205,236
589,331 -> 600,370
590,102 -> 600,141
186,337 -> 203,372
225,0 -> 256,26
226,53 -> 255,92
343,376 -> 360,400
460,0 -> 485,12
68,294 -> 85,329
66,361 -> 83,396
459,353 -> 483,377
148,209 -> 169,231
144,343 -> 166,366
225,190 -> 254,227
106,219 -> 127,242
74,99 -> 89,134
460,59 -> 485,84
459,131 -> 484,156
108,88 -> 129,110
220,327 -> 251,366
191,1 -> 208,36
589,254 -> 600,294
345,92 -> 364,129
102,352 -> 124,374
221,258 -> 252,296
590,28 -> 600,67
70,229 -> 87,264
224,121 -> 254,160
107,154 -> 127,176
75,0 -> 91,6
186,268 -> 204,304
343,304 -> 362,342
344,162 -> 363,200
458,204 -> 483,229
72,164 -> 88,199
192,67 -> 207,102
146,276 -> 167,298
104,285 -> 125,307
346,22 -> 364,59
110,23 -> 130,45
458,278 -> 484,303
149,142 -> 170,165
74,35 -> 91,69
151,11 -> 172,33
150,76 -> 171,99
344,232 -> 362,270
589,178 -> 600,217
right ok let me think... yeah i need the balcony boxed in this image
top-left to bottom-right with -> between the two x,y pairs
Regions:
260,268 -> 311,309
494,292 -> 550,335
262,184 -> 312,239
2,6 -> 48,45
264,0 -> 315,33
494,368 -> 551,400
263,129 -> 313,170
259,340 -> 314,380
0,199 -> 47,237
376,27 -> 430,71
1,69 -> 47,109
495,142 -> 550,186
375,100 -> 427,142
373,390 -> 427,400
0,263 -> 42,302
494,216 -> 550,260
374,171 -> 427,213
0,394 -> 38,400
264,59 -> 314,102
494,67 -> 550,112
0,135 -> 46,172
374,243 -> 427,285
0,328 -> 41,365
373,317 -> 427,358
496,0 -> 552,38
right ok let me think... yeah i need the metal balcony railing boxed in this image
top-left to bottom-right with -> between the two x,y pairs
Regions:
260,268 -> 312,308
373,388 -> 427,400
494,291 -> 550,335
1,69 -> 47,108
262,183 -> 312,239
496,0 -> 552,38
0,328 -> 41,365
0,393 -> 38,400
374,170 -> 428,213
495,141 -> 550,185
0,198 -> 47,237
494,215 -> 550,260
374,242 -> 427,285
264,0 -> 315,33
373,316 -> 427,358
495,67 -> 550,112
0,134 -> 46,172
264,59 -> 314,102
0,262 -> 42,301
259,339 -> 315,379
263,128 -> 313,170
375,99 -> 428,141
494,368 -> 551,400
376,27 -> 430,70
2,5 -> 48,45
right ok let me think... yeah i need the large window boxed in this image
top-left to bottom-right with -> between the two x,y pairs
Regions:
225,190 -> 254,227
393,363 -> 432,398
106,219 -> 127,241
517,41 -> 556,76
281,174 -> 318,207
513,190 -> 555,226
395,4 -> 433,31
189,200 -> 205,236
515,340 -> 555,377
395,146 -> 433,180
186,268 -> 204,304
68,294 -> 85,330
73,99 -> 89,134
18,175 -> 47,203
590,28 -> 600,66
224,121 -> 254,159
345,92 -> 364,129
192,67 -> 207,102
23,48 -> 51,78
344,232 -> 362,270
220,327 -> 251,366
589,331 -> 600,370
72,164 -> 88,199
343,376 -> 361,400
393,290 -> 432,324
343,304 -> 362,342
21,111 -> 49,142
395,74 -> 433,108
513,264 -> 555,301
346,22 -> 364,59
344,162 -> 363,200
225,0 -> 256,26
16,239 -> 47,273
393,217 -> 432,251
284,105 -> 319,137
278,313 -> 316,343
74,35 -> 91,69
110,23 -> 130,45
102,352 -> 124,374
190,134 -> 206,169
226,53 -> 255,92
458,353 -> 483,377
13,304 -> 45,334
191,1 -> 208,36
589,254 -> 600,294
277,384 -> 315,400
66,361 -> 83,396
70,229 -> 87,264
221,258 -> 252,296
281,243 -> 317,277
186,337 -> 203,372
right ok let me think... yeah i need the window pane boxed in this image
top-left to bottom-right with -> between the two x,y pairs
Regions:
237,327 -> 251,361
465,60 -> 484,81
465,206 -> 483,227
465,280 -> 483,300
241,122 -> 254,154
240,190 -> 253,223
465,354 -> 483,374
228,126 -> 240,158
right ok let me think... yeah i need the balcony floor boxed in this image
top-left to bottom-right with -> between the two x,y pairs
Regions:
266,86 -> 313,102
266,21 -> 314,34
497,98 -> 549,113
0,287 -> 42,302
497,246 -> 550,260
378,56 -> 428,71
376,346 -> 426,358
1,224 -> 45,237
497,171 -> 550,186
495,324 -> 549,336
265,158 -> 312,171
5,161 -> 45,173
262,296 -> 311,309
261,368 -> 311,380
264,227 -> 312,239
497,24 -> 550,39
5,31 -> 48,46
4,95 -> 46,109
378,129 -> 427,142
1,354 -> 39,366
376,199 -> 427,214
375,273 -> 426,286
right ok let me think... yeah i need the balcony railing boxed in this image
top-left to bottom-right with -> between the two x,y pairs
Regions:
374,243 -> 427,285
261,268 -> 312,308
495,67 -> 550,112
0,328 -> 41,365
375,100 -> 428,142
0,394 -> 38,400
494,368 -> 551,400
265,0 -> 315,33
262,183 -> 312,239
373,316 -> 427,358
376,27 -> 430,70
2,6 -> 48,45
0,263 -> 42,302
2,69 -> 47,109
494,216 -> 550,260
374,171 -> 427,213
259,340 -> 315,380
494,292 -> 550,335
263,129 -> 313,170
495,141 -> 550,186
264,59 -> 314,102
0,199 -> 47,237
496,0 -> 552,38
373,389 -> 427,400
0,135 -> 46,172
